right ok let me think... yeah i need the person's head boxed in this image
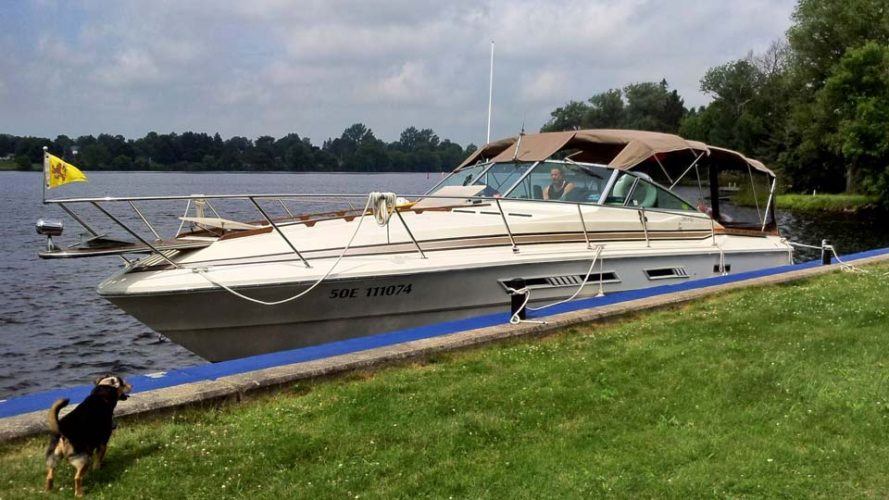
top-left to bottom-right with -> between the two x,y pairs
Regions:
550,168 -> 565,185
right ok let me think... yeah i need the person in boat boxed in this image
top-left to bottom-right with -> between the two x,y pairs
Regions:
543,167 -> 575,200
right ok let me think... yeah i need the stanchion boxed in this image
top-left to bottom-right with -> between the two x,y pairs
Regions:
504,278 -> 527,321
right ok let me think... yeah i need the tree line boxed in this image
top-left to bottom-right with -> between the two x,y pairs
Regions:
0,124 -> 476,173
542,0 -> 889,204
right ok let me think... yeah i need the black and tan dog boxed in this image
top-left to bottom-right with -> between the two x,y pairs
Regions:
45,374 -> 132,497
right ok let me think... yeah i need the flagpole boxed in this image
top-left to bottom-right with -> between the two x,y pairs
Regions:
42,146 -> 48,204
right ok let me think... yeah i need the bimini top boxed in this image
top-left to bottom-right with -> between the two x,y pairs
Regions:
459,129 -> 774,177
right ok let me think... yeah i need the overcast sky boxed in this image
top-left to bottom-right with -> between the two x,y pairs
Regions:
0,0 -> 796,146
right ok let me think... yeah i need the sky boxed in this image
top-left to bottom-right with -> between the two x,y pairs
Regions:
0,0 -> 797,147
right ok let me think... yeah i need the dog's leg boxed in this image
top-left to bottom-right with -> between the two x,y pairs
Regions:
70,454 -> 90,498
44,436 -> 63,491
44,464 -> 55,491
94,443 -> 107,470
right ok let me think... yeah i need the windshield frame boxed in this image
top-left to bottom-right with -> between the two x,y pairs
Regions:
608,171 -> 699,212
426,158 -> 699,213
424,161 -> 494,195
473,161 -> 540,195
502,159 -> 620,204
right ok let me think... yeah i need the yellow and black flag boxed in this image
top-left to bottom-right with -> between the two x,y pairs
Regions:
44,152 -> 87,189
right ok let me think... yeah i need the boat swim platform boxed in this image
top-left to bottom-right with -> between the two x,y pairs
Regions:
2,247 -> 888,442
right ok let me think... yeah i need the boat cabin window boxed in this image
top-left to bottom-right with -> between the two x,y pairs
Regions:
505,162 -> 611,202
606,172 -> 695,211
426,163 -> 490,194
471,162 -> 535,196
711,168 -> 775,228
604,173 -> 637,205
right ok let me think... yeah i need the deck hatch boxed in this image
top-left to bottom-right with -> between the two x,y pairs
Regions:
137,250 -> 180,268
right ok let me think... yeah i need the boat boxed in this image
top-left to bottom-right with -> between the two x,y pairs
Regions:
37,129 -> 792,361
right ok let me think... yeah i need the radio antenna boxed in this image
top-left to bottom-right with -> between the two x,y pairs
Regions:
486,40 -> 494,145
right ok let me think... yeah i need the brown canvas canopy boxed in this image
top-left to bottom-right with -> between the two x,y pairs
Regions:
707,146 -> 775,177
458,129 -> 775,178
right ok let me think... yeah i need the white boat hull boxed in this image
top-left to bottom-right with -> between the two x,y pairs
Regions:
100,237 -> 791,361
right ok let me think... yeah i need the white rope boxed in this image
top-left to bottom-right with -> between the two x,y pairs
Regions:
826,245 -> 889,276
505,246 -> 603,325
783,238 -> 889,276
371,191 -> 397,226
784,240 -> 825,250
192,192 -> 397,306
504,286 -> 543,325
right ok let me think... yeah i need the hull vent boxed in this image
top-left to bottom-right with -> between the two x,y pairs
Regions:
511,272 -> 619,290
644,267 -> 690,280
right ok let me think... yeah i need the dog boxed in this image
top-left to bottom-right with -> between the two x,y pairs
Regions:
45,374 -> 132,497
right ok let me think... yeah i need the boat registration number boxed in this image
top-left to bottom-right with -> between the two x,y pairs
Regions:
329,284 -> 413,299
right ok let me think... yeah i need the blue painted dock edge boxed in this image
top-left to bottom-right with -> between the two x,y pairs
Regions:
3,246 -> 888,419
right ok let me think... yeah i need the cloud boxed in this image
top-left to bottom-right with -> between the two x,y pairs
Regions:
91,49 -> 165,87
362,62 -> 438,104
0,0 -> 797,145
519,69 -> 570,103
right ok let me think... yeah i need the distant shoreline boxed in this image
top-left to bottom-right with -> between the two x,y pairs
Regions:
0,165 -> 450,175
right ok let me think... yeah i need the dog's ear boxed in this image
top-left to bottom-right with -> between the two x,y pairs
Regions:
95,374 -> 122,388
94,374 -> 110,386
117,378 -> 132,400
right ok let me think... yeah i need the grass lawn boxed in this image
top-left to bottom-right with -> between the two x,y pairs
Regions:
777,193 -> 878,213
1,265 -> 888,498
0,159 -> 38,171
0,159 -> 20,171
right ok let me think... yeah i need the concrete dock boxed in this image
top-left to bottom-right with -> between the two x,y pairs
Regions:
2,247 -> 887,442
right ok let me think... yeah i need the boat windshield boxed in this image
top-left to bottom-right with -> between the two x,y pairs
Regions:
505,161 -> 612,203
605,172 -> 696,211
426,163 -> 490,194
472,162 -> 536,196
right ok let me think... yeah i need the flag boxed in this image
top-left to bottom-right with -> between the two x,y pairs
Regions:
44,152 -> 87,189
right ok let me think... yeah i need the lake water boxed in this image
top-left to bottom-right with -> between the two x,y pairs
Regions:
1,170 -> 887,399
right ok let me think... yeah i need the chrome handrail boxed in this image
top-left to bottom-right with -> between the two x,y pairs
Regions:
44,191 -> 721,269
90,202 -> 180,268
494,198 -> 518,253
249,197 -> 312,268
61,201 -> 131,265
761,177 -> 777,232
577,204 -> 591,250
128,201 -> 161,241
58,202 -> 100,237
44,192 -> 715,221
638,208 -> 650,247
278,199 -> 295,218
175,199 -> 192,236
394,209 -> 427,259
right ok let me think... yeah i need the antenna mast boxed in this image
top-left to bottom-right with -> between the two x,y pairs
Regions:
486,40 -> 494,144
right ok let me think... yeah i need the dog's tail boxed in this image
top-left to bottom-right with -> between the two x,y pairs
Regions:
47,398 -> 69,435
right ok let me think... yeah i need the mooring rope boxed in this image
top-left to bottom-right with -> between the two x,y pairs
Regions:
193,192 -> 398,306
783,239 -> 889,276
372,192 -> 397,226
504,245 -> 604,325
506,237 -> 886,327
